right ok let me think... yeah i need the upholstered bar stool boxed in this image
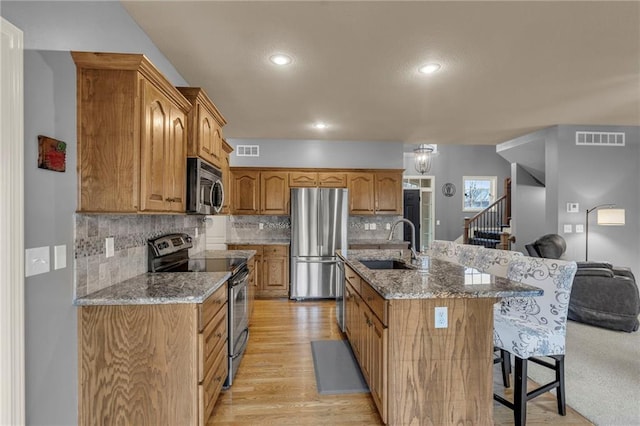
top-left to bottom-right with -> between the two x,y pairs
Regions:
493,256 -> 578,426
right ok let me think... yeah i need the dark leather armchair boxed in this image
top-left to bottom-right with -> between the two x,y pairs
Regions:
525,234 -> 567,259
570,262 -> 639,332
524,234 -> 640,332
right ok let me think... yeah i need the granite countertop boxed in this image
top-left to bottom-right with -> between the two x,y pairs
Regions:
75,250 -> 256,306
338,249 -> 543,300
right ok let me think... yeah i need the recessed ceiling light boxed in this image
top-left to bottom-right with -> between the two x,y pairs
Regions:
419,63 -> 441,74
269,54 -> 292,66
313,122 -> 328,130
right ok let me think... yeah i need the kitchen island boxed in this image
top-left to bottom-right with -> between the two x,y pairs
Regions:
337,249 -> 542,425
74,250 -> 254,426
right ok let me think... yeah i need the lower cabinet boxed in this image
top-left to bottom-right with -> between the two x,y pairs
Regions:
344,267 -> 388,423
229,244 -> 289,298
78,284 -> 228,426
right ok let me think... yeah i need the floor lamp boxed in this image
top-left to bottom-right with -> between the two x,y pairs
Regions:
585,204 -> 625,261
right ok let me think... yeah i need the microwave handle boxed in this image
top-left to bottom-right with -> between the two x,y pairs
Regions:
218,180 -> 224,213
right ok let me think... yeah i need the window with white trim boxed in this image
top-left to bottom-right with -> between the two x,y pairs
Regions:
463,176 -> 496,212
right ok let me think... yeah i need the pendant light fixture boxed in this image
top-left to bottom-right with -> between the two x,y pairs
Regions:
414,144 -> 435,174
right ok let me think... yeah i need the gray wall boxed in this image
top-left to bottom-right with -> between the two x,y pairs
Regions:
227,138 -> 404,168
554,125 -> 639,275
403,145 -> 512,241
1,2 -> 187,424
511,163 -> 546,253
501,125 -> 639,277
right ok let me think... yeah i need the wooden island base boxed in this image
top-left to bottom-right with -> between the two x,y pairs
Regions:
387,297 -> 497,425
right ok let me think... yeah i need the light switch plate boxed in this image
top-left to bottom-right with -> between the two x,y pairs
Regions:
364,223 -> 370,230
54,245 -> 66,270
25,246 -> 50,277
194,228 -> 199,238
105,237 -> 115,258
575,224 -> 584,233
563,224 -> 573,233
567,202 -> 579,213
259,223 -> 264,230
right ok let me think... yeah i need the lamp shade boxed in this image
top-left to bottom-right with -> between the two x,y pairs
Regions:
597,208 -> 625,225
414,144 -> 434,174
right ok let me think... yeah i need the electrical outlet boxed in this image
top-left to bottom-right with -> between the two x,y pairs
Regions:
385,223 -> 391,230
370,223 -> 377,230
575,224 -> 584,233
563,224 -> 572,233
105,237 -> 115,258
259,222 -> 264,230
435,307 -> 448,328
195,228 -> 199,238
364,223 -> 370,230
436,220 -> 441,226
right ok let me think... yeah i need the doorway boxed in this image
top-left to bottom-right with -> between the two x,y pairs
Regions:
403,176 -> 435,252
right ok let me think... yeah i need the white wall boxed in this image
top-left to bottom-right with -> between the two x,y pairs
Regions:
1,2 -> 187,424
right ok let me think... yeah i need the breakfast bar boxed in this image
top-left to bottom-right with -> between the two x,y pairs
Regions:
337,249 -> 543,425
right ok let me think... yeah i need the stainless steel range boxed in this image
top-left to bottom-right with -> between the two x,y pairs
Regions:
148,233 -> 250,388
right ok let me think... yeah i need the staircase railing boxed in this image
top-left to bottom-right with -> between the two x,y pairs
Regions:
463,194 -> 514,250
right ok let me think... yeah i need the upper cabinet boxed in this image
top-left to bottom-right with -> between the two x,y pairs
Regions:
177,87 -> 227,169
72,52 -> 191,213
289,171 -> 347,188
230,169 -> 289,215
348,171 -> 403,215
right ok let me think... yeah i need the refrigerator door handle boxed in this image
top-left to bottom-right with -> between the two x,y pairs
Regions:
295,259 -> 340,264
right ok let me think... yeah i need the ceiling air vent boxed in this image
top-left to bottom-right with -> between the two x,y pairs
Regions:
236,145 -> 260,157
575,131 -> 625,146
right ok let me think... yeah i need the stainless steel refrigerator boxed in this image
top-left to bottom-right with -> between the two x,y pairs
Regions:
290,188 -> 348,299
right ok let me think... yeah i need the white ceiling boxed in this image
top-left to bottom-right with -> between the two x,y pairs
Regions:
122,1 -> 640,146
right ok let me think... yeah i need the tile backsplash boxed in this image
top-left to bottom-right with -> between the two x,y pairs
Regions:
226,214 -> 403,242
74,214 -> 206,298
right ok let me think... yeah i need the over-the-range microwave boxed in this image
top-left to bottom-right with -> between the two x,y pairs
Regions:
186,157 -> 224,215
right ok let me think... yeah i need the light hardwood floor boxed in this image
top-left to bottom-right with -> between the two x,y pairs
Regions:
210,299 -> 592,425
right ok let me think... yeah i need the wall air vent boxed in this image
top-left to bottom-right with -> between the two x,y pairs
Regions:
236,145 -> 260,157
575,131 -> 625,146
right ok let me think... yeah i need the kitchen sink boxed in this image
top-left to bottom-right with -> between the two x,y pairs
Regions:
360,260 -> 413,270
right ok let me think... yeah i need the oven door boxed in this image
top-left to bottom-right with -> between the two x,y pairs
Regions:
225,266 -> 250,387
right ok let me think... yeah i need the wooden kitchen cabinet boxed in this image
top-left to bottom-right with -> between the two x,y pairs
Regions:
260,172 -> 290,215
374,172 -> 403,214
347,171 -> 403,215
348,173 -> 375,215
220,140 -> 233,215
177,87 -> 227,169
228,245 -> 289,298
318,172 -> 347,188
72,52 -> 191,213
230,169 -> 289,215
230,170 -> 260,214
345,275 -> 388,423
289,171 -> 347,188
78,283 -> 228,426
289,171 -> 318,187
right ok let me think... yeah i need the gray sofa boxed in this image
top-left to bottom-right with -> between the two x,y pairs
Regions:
524,234 -> 640,332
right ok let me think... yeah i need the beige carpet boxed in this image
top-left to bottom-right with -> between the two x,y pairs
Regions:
526,320 -> 640,426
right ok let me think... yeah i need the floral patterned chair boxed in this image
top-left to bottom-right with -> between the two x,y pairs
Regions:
428,240 -> 481,266
493,256 -> 578,426
472,247 -> 523,276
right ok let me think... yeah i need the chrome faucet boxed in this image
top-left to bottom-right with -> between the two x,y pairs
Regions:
388,218 -> 419,261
